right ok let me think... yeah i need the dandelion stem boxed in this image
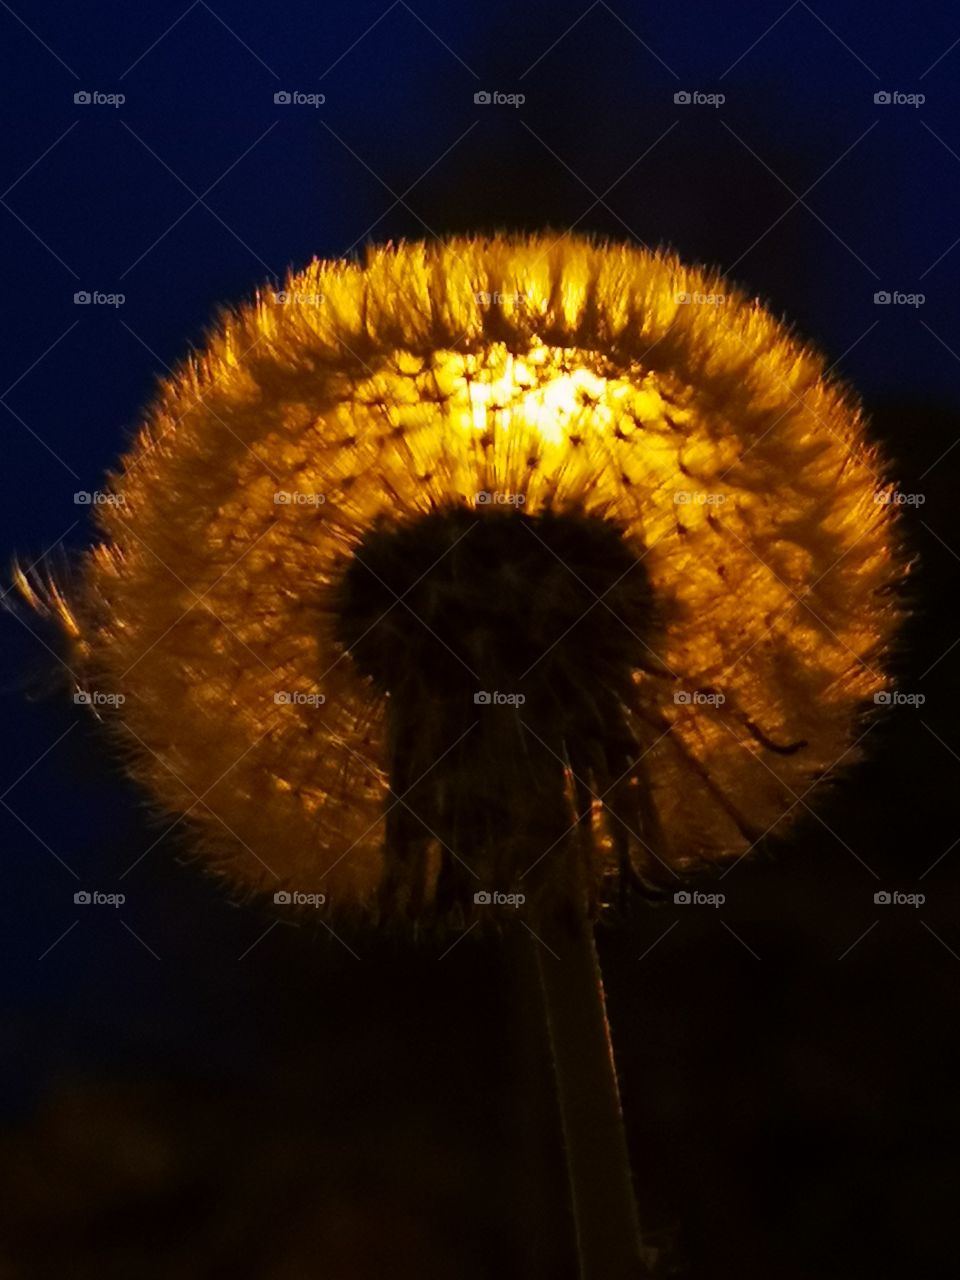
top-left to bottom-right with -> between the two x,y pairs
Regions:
533,919 -> 651,1278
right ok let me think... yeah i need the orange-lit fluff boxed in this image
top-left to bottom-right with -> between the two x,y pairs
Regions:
25,235 -> 906,917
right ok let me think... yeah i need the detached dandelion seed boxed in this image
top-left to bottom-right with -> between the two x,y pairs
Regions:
20,234 -> 907,1276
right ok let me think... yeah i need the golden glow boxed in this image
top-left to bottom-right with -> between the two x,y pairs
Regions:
456,350 -> 617,445
30,234 -> 905,913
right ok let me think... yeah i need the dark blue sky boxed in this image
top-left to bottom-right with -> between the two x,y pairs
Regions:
4,0 -> 958,549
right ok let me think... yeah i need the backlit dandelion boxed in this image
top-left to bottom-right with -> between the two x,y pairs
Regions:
19,234 -> 905,926
18,232 -> 909,1278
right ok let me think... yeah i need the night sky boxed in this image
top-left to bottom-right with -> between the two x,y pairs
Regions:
2,3 -> 959,1276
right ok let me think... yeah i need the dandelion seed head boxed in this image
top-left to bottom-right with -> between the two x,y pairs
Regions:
36,235 -> 906,921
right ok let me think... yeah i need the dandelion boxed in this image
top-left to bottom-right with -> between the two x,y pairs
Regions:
20,234 -> 904,924
18,234 -> 907,1276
